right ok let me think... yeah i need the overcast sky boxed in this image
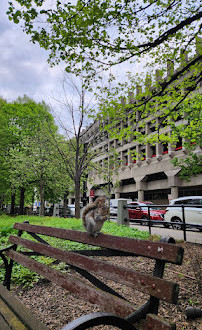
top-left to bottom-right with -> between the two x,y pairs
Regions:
0,2 -> 66,105
0,1 -> 144,117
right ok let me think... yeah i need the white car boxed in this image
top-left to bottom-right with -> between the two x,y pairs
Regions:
164,196 -> 202,230
110,199 -> 132,216
68,203 -> 83,217
68,204 -> 76,216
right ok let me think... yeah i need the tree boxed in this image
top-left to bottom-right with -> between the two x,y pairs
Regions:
91,148 -> 122,210
0,98 -> 12,209
0,96 -> 71,215
49,74 -> 99,218
6,1 -> 202,181
7,1 -> 201,83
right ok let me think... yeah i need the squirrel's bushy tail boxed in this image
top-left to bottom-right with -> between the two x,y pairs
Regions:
82,197 -> 107,228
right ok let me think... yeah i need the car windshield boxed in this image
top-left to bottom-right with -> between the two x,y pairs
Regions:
140,206 -> 161,211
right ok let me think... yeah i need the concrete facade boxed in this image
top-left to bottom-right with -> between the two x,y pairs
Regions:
82,40 -> 202,204
85,122 -> 202,204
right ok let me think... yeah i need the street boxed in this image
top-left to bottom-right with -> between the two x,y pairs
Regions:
130,224 -> 202,244
110,217 -> 202,244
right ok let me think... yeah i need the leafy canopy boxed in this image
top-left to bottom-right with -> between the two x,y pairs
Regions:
7,1 -> 202,77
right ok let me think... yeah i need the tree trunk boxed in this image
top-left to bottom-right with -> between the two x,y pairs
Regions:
63,191 -> 68,218
39,176 -> 44,216
10,191 -> 15,215
74,176 -> 81,219
19,187 -> 25,215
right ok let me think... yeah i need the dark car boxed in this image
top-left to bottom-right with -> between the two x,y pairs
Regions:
128,202 -> 166,226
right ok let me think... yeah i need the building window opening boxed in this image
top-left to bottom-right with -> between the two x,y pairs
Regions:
175,138 -> 182,151
151,146 -> 156,157
124,156 -> 128,166
163,143 -> 168,154
145,172 -> 167,182
120,178 -> 136,186
150,123 -> 156,133
144,189 -> 171,201
130,147 -> 136,163
140,148 -> 146,160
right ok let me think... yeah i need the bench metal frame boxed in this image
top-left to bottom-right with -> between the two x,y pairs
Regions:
0,222 -> 184,329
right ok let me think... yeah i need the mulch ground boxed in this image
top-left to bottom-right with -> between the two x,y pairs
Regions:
12,241 -> 201,329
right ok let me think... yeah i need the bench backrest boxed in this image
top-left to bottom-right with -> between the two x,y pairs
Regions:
4,222 -> 184,327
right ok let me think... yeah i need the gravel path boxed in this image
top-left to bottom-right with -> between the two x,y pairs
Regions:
12,242 -> 201,329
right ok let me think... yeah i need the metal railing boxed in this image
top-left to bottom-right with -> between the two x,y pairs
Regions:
116,203 -> 202,241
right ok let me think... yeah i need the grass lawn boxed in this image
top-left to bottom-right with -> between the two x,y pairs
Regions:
0,215 -> 150,287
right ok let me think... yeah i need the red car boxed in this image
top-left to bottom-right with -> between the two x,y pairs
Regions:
128,202 -> 166,225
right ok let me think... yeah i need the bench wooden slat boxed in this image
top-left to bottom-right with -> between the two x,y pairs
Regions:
0,283 -> 47,330
13,223 -> 184,264
0,297 -> 27,330
0,313 -> 11,330
5,250 -> 136,318
144,314 -> 176,330
8,235 -> 179,303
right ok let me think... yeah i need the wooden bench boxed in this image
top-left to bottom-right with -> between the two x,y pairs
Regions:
0,222 -> 184,329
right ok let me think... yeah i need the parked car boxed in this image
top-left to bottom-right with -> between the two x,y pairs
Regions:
68,204 -> 76,216
110,198 -> 132,216
164,196 -> 202,230
68,203 -> 83,217
59,205 -> 72,217
128,202 -> 166,226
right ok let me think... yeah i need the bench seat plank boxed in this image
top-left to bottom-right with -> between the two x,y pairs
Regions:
5,250 -> 136,318
0,283 -> 47,330
0,297 -> 27,330
144,314 -> 176,330
8,235 -> 179,303
13,223 -> 184,264
0,313 -> 11,330
0,223 -> 184,329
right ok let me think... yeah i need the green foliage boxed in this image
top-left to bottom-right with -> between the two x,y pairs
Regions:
0,225 -> 15,237
92,147 -> 122,200
7,1 -> 201,81
103,221 -> 150,240
5,1 -> 202,186
0,96 -> 73,212
11,263 -> 41,289
172,153 -> 202,182
95,80 -> 202,180
187,298 -> 200,306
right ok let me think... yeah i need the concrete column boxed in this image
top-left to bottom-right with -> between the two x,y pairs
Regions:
146,144 -> 152,163
128,91 -> 134,104
89,197 -> 94,203
156,142 -> 163,161
115,192 -> 120,199
136,145 -> 142,166
168,142 -> 175,158
138,190 -> 144,202
128,149 -> 133,164
167,59 -> 174,77
180,49 -> 188,67
53,204 -> 59,217
171,187 -> 179,200
117,200 -> 129,226
120,150 -> 124,165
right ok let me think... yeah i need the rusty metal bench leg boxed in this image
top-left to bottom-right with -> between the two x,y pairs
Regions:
62,312 -> 137,330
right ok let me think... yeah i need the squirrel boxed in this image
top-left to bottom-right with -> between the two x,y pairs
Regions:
82,196 -> 109,237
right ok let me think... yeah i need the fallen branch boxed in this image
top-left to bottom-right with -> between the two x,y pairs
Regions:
169,269 -> 196,280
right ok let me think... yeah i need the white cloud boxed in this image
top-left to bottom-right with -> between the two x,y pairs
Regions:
0,2 -> 64,104
0,2 -> 146,113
